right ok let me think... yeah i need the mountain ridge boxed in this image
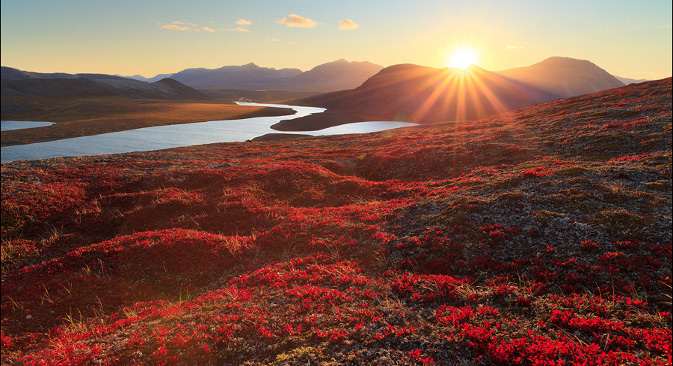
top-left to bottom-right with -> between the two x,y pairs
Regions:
276,57 -> 628,130
119,59 -> 384,91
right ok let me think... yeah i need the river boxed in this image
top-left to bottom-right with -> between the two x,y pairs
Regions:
1,103 -> 416,163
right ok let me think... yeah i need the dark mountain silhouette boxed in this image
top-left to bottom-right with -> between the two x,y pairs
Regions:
286,64 -> 555,128
498,56 -> 624,98
1,67 -> 206,100
121,60 -> 384,91
1,66 -> 79,80
614,75 -> 649,85
121,73 -> 174,83
1,67 -> 208,117
284,59 -> 383,90
169,63 -> 302,88
280,57 -> 627,130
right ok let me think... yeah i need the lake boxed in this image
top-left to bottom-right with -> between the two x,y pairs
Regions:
1,103 -> 416,163
1,121 -> 55,131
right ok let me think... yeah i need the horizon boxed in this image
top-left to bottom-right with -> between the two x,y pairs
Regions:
1,0 -> 671,80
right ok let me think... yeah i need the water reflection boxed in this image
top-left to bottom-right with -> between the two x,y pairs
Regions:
1,103 -> 416,163
1,121 -> 55,131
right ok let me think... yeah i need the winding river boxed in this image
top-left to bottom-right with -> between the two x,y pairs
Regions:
1,103 -> 416,163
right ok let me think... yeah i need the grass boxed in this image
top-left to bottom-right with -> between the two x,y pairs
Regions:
1,97 -> 294,146
0,78 -> 671,365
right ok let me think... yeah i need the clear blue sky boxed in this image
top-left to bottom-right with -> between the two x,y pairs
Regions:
1,0 -> 671,79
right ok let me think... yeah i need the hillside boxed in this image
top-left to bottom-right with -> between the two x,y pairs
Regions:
1,67 -> 206,100
277,63 -> 555,130
278,57 -> 626,131
1,67 -> 208,119
284,59 -> 384,90
498,56 -> 625,98
1,78 -> 671,365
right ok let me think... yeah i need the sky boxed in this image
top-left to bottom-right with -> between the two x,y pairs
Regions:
1,0 -> 671,79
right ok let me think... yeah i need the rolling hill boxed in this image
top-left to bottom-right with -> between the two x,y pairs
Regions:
277,57 -> 627,130
1,67 -> 209,118
284,59 -> 384,90
497,56 -> 625,98
1,67 -> 206,100
1,77 -> 670,365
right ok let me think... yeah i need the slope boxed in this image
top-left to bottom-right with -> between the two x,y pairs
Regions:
279,57 -> 626,131
498,56 -> 625,98
1,78 -> 671,365
285,59 -> 384,90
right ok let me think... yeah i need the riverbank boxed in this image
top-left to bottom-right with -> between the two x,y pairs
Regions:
1,98 -> 294,146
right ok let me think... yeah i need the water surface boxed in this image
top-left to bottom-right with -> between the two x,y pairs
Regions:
1,103 -> 416,163
1,121 -> 55,131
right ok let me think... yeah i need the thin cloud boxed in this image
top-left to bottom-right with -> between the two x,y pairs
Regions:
506,45 -> 524,50
277,14 -> 317,28
162,24 -> 191,31
172,20 -> 197,27
338,19 -> 359,30
226,27 -> 250,32
236,18 -> 252,25
267,38 -> 280,42
599,28 -> 616,34
160,20 -> 207,32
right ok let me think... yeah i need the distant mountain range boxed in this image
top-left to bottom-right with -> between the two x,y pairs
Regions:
613,76 -> 649,85
1,57 -> 650,123
1,67 -> 206,117
1,67 -> 206,99
276,57 -> 628,130
121,59 -> 384,91
497,57 -> 626,99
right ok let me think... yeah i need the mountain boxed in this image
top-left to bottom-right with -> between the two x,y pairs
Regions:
121,73 -> 174,83
280,57 -> 627,130
282,63 -> 555,129
169,63 -> 302,89
1,66 -> 80,80
497,56 -> 625,99
122,60 -> 384,91
1,67 -> 206,100
614,75 -> 649,85
285,59 -> 384,90
1,67 -> 208,117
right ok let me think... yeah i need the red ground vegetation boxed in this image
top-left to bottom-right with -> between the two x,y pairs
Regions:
1,78 -> 671,365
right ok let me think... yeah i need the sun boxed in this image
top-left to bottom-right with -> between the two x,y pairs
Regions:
447,49 -> 478,70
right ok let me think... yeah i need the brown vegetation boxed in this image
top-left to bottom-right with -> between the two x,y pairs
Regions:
1,99 -> 293,146
1,78 -> 670,365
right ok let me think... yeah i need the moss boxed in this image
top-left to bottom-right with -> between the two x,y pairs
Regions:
496,191 -> 526,201
644,180 -> 672,192
558,166 -> 589,177
273,345 -> 324,365
590,208 -> 651,240
533,210 -> 567,224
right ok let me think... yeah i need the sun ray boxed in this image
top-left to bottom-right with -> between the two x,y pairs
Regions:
447,49 -> 478,70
